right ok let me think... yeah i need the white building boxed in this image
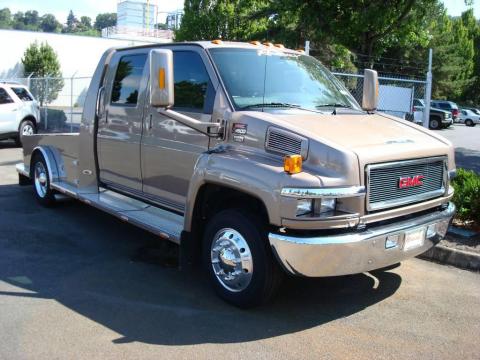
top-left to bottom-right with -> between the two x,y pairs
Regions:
102,0 -> 173,43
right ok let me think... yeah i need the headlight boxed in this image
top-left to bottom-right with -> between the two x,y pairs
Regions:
296,199 -> 313,216
316,198 -> 336,214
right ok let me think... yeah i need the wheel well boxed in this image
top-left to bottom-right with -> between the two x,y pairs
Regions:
184,184 -> 270,264
429,115 -> 441,121
19,115 -> 37,130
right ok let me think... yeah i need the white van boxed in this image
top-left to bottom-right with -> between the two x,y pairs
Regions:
0,83 -> 41,145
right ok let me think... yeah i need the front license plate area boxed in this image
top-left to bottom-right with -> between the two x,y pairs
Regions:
404,227 -> 426,251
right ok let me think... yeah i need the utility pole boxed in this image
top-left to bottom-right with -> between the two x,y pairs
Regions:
423,48 -> 433,129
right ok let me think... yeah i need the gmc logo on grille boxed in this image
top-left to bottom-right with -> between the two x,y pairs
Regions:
398,175 -> 425,189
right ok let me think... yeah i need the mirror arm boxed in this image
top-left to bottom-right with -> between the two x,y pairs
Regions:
157,108 -> 223,137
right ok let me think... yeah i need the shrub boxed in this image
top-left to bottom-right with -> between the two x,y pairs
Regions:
451,168 -> 480,225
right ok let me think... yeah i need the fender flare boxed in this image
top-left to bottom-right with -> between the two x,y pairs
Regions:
30,146 -> 61,182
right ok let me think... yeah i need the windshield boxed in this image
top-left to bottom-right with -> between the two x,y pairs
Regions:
209,48 -> 361,112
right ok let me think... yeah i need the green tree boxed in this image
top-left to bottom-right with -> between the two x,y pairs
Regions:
40,14 -> 60,33
0,8 -> 12,29
66,10 -> 78,32
175,0 -> 269,41
80,16 -> 92,30
94,13 -> 117,31
21,41 -> 64,106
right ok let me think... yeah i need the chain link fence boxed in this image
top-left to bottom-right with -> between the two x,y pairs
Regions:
332,72 -> 427,121
2,64 -> 430,133
1,76 -> 92,133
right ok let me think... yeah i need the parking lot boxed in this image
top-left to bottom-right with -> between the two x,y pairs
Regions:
438,123 -> 480,173
0,125 -> 479,359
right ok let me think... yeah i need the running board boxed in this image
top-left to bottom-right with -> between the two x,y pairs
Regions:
51,182 -> 184,244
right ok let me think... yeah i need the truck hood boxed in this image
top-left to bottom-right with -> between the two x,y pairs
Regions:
270,112 -> 455,174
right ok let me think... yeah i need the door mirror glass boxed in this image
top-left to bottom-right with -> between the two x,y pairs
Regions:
362,69 -> 379,111
150,49 -> 174,108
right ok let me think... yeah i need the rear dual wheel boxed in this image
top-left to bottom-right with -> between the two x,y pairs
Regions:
203,209 -> 283,308
32,153 -> 56,206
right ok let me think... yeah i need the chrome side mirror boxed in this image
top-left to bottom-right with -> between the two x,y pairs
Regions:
362,69 -> 379,112
150,49 -> 174,108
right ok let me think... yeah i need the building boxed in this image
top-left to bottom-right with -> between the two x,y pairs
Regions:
166,10 -> 183,30
102,0 -> 173,42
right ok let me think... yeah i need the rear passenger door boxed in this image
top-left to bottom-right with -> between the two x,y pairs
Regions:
97,50 -> 148,193
0,88 -> 18,134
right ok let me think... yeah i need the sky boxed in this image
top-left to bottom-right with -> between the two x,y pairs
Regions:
0,0 -> 185,23
0,0 -> 478,24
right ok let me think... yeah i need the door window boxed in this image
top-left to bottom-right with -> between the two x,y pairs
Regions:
11,87 -> 33,101
111,54 -> 147,106
173,51 -> 214,113
0,88 -> 14,105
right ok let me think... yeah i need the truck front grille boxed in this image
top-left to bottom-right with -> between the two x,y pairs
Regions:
367,157 -> 446,211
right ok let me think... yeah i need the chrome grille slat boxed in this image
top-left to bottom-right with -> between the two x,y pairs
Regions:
265,127 -> 308,158
367,158 -> 446,211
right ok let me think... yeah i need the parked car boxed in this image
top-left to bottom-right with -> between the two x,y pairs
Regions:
412,98 -> 453,129
431,100 -> 460,122
16,42 -> 456,308
0,82 -> 40,145
459,109 -> 480,127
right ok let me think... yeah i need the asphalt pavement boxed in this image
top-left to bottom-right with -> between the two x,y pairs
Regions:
0,140 -> 479,360
437,123 -> 480,173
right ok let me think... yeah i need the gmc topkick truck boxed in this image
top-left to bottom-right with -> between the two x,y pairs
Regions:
16,41 -> 456,308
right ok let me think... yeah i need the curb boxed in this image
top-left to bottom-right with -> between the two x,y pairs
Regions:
419,245 -> 480,271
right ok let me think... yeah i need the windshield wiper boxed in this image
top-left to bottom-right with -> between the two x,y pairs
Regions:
315,103 -> 352,109
240,102 -> 301,110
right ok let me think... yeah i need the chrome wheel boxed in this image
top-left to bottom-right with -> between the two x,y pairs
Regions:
34,161 -> 48,198
22,124 -> 34,136
211,228 -> 253,292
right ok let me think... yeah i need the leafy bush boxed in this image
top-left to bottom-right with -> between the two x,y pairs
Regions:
451,168 -> 480,225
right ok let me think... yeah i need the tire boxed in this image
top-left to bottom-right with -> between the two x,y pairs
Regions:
465,119 -> 474,127
16,119 -> 36,146
31,153 -> 56,206
429,117 -> 440,130
202,209 -> 283,308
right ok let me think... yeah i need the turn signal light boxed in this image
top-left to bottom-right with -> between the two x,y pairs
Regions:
284,155 -> 302,174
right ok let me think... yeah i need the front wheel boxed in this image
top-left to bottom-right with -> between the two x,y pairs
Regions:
203,209 -> 283,308
465,119 -> 475,127
429,117 -> 440,130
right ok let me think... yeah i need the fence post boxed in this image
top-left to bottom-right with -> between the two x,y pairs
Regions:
44,77 -> 49,131
305,40 -> 310,55
70,73 -> 76,133
423,48 -> 433,128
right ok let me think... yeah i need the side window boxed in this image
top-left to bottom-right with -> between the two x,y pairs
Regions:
173,51 -> 214,113
11,87 -> 33,101
111,54 -> 147,106
0,88 -> 14,105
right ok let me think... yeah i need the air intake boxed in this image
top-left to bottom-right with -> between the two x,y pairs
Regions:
265,127 -> 308,159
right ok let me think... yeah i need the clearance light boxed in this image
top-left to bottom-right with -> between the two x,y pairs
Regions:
274,44 -> 285,48
211,39 -> 223,45
158,68 -> 165,89
250,41 -> 261,45
263,42 -> 274,47
296,49 -> 305,53
284,155 -> 302,174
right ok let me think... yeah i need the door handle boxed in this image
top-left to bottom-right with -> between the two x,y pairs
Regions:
105,109 -> 109,124
148,114 -> 153,130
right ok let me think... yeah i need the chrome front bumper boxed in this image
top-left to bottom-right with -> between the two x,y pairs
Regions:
269,202 -> 455,277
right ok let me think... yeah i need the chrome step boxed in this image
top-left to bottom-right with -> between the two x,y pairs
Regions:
50,183 -> 184,243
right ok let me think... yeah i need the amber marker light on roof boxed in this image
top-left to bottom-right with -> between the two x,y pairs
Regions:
250,41 -> 261,45
263,42 -> 274,47
274,44 -> 285,48
295,49 -> 305,53
211,39 -> 223,44
284,155 -> 302,174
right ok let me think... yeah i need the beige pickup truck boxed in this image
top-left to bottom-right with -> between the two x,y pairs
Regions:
16,41 -> 456,308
